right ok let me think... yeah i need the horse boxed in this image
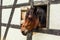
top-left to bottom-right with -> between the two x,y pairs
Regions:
21,7 -> 46,36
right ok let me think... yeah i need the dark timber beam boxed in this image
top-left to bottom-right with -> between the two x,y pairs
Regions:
2,23 -> 20,29
2,3 -> 30,9
3,0 -> 17,40
0,0 -> 2,40
2,23 -> 60,36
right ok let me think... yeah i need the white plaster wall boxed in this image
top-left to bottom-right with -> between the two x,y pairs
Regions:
16,0 -> 29,4
1,27 -> 60,40
49,4 -> 60,30
1,26 -> 7,40
32,33 -> 60,40
1,27 -> 27,40
2,8 -> 21,25
2,9 -> 12,23
2,0 -> 29,6
2,0 -> 14,6
34,0 -> 47,1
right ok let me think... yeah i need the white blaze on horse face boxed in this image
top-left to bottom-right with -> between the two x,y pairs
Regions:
28,15 -> 32,18
21,20 -> 25,24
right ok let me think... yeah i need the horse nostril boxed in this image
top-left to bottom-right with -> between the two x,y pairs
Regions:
22,31 -> 27,36
28,18 -> 32,21
22,31 -> 24,34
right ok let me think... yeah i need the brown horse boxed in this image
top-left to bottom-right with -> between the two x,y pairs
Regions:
21,7 -> 45,35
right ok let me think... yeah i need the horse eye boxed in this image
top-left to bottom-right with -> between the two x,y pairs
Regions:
25,26 -> 27,27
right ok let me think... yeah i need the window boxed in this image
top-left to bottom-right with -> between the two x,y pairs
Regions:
34,5 -> 47,28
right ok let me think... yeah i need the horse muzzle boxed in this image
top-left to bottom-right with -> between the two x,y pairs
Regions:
21,30 -> 28,36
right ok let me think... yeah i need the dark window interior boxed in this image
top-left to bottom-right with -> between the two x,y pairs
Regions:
34,5 -> 47,28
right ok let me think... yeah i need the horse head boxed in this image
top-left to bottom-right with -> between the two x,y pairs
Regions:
21,7 -> 45,36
